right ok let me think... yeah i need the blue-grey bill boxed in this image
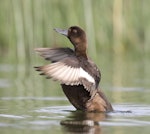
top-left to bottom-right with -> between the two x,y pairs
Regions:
54,28 -> 68,36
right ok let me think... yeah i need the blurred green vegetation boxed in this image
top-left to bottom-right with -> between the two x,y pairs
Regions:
0,0 -> 150,98
0,0 -> 150,61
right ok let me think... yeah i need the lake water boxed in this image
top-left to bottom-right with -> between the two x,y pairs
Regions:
0,54 -> 150,134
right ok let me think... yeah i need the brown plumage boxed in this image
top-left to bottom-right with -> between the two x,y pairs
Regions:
34,26 -> 113,112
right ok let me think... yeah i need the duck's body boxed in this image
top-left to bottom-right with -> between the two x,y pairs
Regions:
61,85 -> 113,112
35,26 -> 113,112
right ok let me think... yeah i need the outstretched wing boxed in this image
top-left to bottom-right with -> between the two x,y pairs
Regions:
35,47 -> 97,95
34,47 -> 74,62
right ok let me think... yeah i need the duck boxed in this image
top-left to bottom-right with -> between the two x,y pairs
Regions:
34,26 -> 113,112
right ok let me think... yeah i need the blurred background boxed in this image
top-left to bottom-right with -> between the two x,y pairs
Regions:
0,0 -> 150,133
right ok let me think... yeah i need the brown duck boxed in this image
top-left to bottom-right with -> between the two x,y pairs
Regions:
35,26 -> 113,112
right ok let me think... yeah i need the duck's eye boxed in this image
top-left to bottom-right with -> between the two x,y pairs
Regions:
72,29 -> 77,34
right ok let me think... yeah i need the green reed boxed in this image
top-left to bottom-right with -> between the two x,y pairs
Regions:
0,0 -> 150,63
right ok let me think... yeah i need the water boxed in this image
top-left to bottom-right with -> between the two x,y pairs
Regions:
0,96 -> 150,134
0,55 -> 150,134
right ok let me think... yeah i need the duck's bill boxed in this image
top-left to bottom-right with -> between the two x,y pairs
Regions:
54,28 -> 68,36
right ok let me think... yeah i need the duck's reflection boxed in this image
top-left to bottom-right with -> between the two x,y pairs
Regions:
61,111 -> 108,134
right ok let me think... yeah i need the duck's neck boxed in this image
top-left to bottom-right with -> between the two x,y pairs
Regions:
75,50 -> 88,59
74,42 -> 88,60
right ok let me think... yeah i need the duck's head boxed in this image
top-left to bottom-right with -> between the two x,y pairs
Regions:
54,26 -> 87,55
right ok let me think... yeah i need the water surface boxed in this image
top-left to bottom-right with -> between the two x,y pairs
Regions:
0,96 -> 150,134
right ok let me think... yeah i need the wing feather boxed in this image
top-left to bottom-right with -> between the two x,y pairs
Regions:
37,62 -> 95,88
34,48 -> 74,62
35,48 -> 98,96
